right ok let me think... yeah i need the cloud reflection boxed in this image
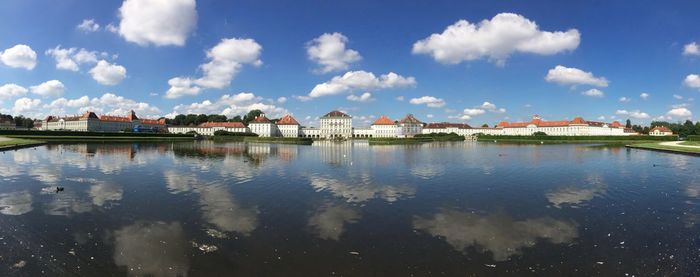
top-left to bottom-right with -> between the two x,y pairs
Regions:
308,203 -> 361,240
309,175 -> 415,203
0,191 -> 33,215
546,175 -> 606,208
113,221 -> 189,277
414,209 -> 578,261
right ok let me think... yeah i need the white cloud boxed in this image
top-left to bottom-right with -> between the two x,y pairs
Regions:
481,101 -> 506,113
89,60 -> 127,85
463,108 -> 485,116
545,65 -> 608,87
45,46 -> 103,71
276,97 -> 287,103
409,96 -> 445,108
684,74 -> 700,90
117,0 -> 197,46
615,109 -> 649,119
597,115 -> 606,120
30,80 -> 65,98
306,32 -> 361,73
673,94 -> 684,100
167,92 -> 289,118
618,96 -> 630,103
43,93 -> 161,118
12,98 -> 41,115
165,38 -> 262,98
0,84 -> 28,100
426,114 -> 434,119
0,44 -> 37,70
412,13 -> 579,65
396,96 -> 405,101
76,19 -> 100,32
640,92 -> 649,100
307,71 -> 416,98
106,23 -> 118,33
581,88 -> 604,97
667,107 -> 692,118
683,42 -> 700,56
346,92 -> 373,102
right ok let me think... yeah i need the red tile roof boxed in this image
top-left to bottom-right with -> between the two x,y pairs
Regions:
251,114 -> 272,123
198,122 -> 246,128
141,118 -> 167,125
497,116 -> 626,129
322,110 -> 350,117
570,117 -> 587,125
609,121 -> 622,128
650,126 -> 672,133
372,115 -> 395,125
99,115 -> 133,122
399,114 -> 422,124
277,115 -> 300,125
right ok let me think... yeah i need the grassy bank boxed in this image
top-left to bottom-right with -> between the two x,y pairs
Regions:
243,137 -> 314,145
368,134 -> 465,145
0,137 -> 46,151
627,142 -> 700,155
0,130 -> 194,141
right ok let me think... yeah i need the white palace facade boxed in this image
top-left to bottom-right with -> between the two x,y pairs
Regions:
38,110 -> 636,138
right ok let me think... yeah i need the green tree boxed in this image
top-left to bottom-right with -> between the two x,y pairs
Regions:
229,115 -> 243,122
243,109 -> 263,124
625,119 -> 632,129
481,123 -> 489,128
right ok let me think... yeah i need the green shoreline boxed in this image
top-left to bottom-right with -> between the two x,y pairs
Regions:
0,137 -> 47,151
626,143 -> 700,155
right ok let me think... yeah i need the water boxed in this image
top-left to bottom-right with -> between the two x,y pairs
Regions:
0,141 -> 698,276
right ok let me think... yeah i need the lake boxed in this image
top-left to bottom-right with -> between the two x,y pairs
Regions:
0,141 -> 698,276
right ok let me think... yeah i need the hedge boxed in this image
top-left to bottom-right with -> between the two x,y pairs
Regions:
477,135 -> 678,141
688,135 -> 700,141
213,130 -> 258,137
0,130 -> 193,138
243,137 -> 313,144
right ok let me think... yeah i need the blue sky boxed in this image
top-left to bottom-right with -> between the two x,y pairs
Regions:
0,0 -> 699,127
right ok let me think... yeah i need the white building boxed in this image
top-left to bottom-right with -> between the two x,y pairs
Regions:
422,123 -> 473,136
0,118 -> 15,130
277,115 -> 301,138
397,114 -> 423,137
649,126 -> 673,136
353,127 -> 374,138
320,110 -> 352,139
300,127 -> 320,138
248,114 -> 278,137
168,122 -> 248,136
43,110 -> 166,132
370,115 -> 398,138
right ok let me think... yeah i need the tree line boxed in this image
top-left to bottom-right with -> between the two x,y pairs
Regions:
0,113 -> 35,129
167,109 -> 278,126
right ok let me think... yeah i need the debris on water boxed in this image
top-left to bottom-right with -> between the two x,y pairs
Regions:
191,241 -> 218,253
620,241 -> 625,245
68,249 -> 76,256
596,261 -> 604,265
13,260 -> 26,268
205,229 -> 228,239
484,264 -> 496,268
349,251 -> 360,255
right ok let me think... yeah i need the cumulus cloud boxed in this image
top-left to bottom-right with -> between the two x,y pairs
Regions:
640,92 -> 649,100
89,60 -> 127,85
117,0 -> 197,46
481,101 -> 506,113
43,93 -> 161,118
167,92 -> 289,118
673,94 -> 684,100
12,98 -> 41,115
165,38 -> 263,98
582,88 -> 604,97
346,92 -> 373,102
307,70 -> 416,99
396,96 -> 404,101
463,108 -> 485,116
683,42 -> 700,56
307,32 -> 361,73
545,65 -> 608,87
409,96 -> 446,108
0,44 -> 37,70
684,74 -> 700,90
412,13 -> 579,65
45,46 -> 104,71
0,84 -> 28,100
276,96 -> 287,103
76,19 -> 100,32
30,80 -> 65,98
615,109 -> 650,119
618,96 -> 630,102
667,107 -> 692,118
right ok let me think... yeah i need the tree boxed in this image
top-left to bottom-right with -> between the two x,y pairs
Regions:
229,115 -> 242,122
207,114 -> 227,122
173,114 -> 187,125
533,131 -> 547,136
625,119 -> 632,129
243,109 -> 263,124
481,124 -> 489,128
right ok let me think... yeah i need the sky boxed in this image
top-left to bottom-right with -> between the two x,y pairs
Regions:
0,0 -> 699,127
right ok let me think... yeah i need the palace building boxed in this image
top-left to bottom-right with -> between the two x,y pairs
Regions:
42,110 -> 166,132
320,110 -> 353,139
0,118 -> 15,130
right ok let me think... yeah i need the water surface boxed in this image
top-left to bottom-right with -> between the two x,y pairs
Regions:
0,141 -> 698,276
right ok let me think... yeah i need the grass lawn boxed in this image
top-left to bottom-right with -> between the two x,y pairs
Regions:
681,141 -> 700,146
3,135 -> 194,141
0,137 -> 45,150
629,142 -> 700,154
